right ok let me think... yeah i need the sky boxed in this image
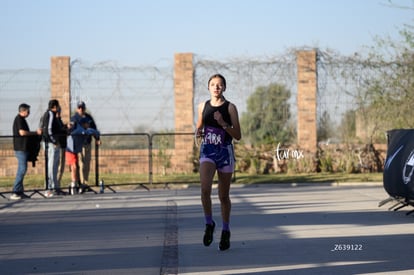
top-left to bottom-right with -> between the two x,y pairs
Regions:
1,0 -> 413,69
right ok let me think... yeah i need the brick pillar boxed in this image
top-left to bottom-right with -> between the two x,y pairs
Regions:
297,50 -> 317,154
50,56 -> 71,123
173,53 -> 194,172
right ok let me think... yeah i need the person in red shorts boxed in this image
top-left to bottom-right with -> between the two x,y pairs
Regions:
65,117 -> 100,194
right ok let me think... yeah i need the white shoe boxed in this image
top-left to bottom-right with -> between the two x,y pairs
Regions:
10,193 -> 22,200
44,190 -> 54,198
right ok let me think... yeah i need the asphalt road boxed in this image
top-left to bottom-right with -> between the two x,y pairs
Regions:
1,182 -> 413,275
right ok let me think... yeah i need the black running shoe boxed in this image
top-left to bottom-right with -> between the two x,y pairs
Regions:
19,192 -> 31,199
203,221 -> 215,246
55,189 -> 67,196
219,230 -> 231,251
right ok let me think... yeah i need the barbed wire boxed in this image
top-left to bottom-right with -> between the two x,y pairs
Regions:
0,49 -> 384,137
0,69 -> 50,134
69,59 -> 174,133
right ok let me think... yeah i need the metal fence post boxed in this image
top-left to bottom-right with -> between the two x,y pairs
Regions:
44,141 -> 49,190
148,133 -> 153,185
95,142 -> 99,186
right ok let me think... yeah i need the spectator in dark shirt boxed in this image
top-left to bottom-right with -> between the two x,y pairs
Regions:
11,103 -> 41,200
41,99 -> 68,197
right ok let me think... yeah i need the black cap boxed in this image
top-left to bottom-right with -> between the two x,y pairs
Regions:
77,101 -> 86,108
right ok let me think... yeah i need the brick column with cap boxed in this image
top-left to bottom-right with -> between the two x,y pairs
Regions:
296,50 -> 317,154
50,56 -> 71,123
173,53 -> 194,172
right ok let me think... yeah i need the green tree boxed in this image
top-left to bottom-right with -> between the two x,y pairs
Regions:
241,83 -> 292,145
358,22 -> 414,142
338,109 -> 356,143
317,111 -> 336,142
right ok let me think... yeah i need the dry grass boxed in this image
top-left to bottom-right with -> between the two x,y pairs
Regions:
0,172 -> 383,193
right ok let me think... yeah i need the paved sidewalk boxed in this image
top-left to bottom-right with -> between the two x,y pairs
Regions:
0,183 -> 413,275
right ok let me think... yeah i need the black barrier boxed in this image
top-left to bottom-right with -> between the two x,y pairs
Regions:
150,132 -> 194,185
0,131 -> 239,198
94,133 -> 152,192
380,129 -> 414,213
